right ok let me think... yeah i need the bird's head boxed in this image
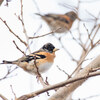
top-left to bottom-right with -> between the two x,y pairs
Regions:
41,43 -> 59,53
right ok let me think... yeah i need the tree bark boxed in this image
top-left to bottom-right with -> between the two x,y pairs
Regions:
48,55 -> 100,100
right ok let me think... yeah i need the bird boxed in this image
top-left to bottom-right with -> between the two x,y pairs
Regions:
35,11 -> 77,33
1,43 -> 59,75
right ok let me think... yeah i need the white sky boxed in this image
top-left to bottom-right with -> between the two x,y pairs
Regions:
0,0 -> 100,100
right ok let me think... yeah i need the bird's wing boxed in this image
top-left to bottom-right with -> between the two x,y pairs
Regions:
44,14 -> 70,24
19,52 -> 46,63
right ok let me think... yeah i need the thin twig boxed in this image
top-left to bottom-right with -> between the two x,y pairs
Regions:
57,66 -> 71,78
29,28 -> 61,39
71,16 -> 100,76
32,0 -> 41,13
20,0 -> 31,53
13,40 -> 26,56
17,71 -> 100,100
10,85 -> 17,100
0,17 -> 27,46
59,3 -> 77,13
0,66 -> 18,81
70,31 -> 86,51
83,23 -> 93,48
51,34 -> 78,62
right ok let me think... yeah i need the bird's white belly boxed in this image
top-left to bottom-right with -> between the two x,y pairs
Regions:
27,62 -> 53,75
37,62 -> 53,73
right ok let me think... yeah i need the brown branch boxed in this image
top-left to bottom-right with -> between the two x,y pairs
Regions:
17,55 -> 100,100
34,56 -> 48,88
57,65 -> 71,78
94,39 -> 100,46
29,28 -> 61,39
0,94 -> 8,100
48,55 -> 100,100
16,70 -> 100,100
71,23 -> 100,76
20,0 -> 31,53
15,54 -> 100,100
0,17 -> 27,46
83,23 -> 93,48
10,85 -> 17,100
13,40 -> 26,56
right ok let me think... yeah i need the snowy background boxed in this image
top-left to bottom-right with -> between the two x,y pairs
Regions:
0,0 -> 100,100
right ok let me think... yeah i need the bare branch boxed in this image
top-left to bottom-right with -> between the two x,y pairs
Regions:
13,40 -> 26,56
48,55 -> 100,100
0,17 -> 27,46
34,56 -> 49,88
16,55 -> 100,100
59,3 -> 77,13
71,23 -> 100,76
0,94 -> 8,100
51,34 -> 78,63
29,28 -> 61,39
10,85 -> 17,100
83,23 -> 93,48
20,0 -> 31,53
17,71 -> 100,100
0,66 -> 18,81
57,66 -> 71,78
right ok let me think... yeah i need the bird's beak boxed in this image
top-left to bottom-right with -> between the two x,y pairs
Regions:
53,48 -> 59,52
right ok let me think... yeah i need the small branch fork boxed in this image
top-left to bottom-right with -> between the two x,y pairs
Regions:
16,70 -> 100,100
0,17 -> 27,46
0,66 -> 18,81
0,0 -> 100,100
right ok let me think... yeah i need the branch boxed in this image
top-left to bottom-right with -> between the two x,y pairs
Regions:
16,71 -> 100,100
16,55 -> 100,100
0,66 -> 18,81
0,94 -> 8,100
10,85 -> 17,100
57,65 -> 71,78
0,17 -> 27,46
71,24 -> 100,76
20,0 -> 31,53
13,40 -> 26,56
48,55 -> 100,100
29,28 -> 61,39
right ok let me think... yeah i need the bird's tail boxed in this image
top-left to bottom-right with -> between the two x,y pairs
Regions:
35,13 -> 44,17
0,60 -> 13,64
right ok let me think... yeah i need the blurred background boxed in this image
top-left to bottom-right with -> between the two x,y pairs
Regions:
0,0 -> 100,100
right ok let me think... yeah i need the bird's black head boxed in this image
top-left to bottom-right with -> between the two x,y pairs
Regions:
41,43 -> 57,53
65,11 -> 77,21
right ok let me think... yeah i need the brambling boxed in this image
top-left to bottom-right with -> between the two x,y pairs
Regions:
36,11 -> 77,33
2,43 -> 59,75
